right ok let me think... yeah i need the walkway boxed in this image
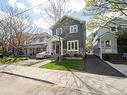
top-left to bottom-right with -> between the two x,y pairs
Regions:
84,54 -> 125,77
0,65 -> 127,95
105,61 -> 127,76
31,59 -> 52,67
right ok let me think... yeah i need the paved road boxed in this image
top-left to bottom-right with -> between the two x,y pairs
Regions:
0,73 -> 87,95
84,54 -> 126,77
0,65 -> 127,95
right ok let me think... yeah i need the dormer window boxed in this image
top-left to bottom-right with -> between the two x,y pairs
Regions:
56,28 -> 63,35
70,25 -> 78,33
105,40 -> 111,47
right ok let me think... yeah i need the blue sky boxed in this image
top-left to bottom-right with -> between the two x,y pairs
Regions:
0,0 -> 90,34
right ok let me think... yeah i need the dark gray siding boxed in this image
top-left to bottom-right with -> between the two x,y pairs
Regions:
52,17 -> 86,54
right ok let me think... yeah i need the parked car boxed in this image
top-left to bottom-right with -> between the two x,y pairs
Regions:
0,53 -> 3,58
36,52 -> 50,59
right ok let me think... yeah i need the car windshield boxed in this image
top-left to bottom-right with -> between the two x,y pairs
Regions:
38,52 -> 46,54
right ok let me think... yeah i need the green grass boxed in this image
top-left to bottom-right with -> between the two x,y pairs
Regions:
0,56 -> 29,64
41,59 -> 83,72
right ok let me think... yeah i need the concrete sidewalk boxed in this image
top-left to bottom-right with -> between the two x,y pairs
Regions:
0,65 -> 127,95
105,61 -> 127,76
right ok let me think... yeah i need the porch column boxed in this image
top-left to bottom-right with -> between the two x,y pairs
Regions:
47,41 -> 52,55
61,40 -> 63,55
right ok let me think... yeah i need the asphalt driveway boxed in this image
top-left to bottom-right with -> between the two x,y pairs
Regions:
84,54 -> 126,77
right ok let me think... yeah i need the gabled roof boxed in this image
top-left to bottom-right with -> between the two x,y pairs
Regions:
99,32 -> 117,39
48,35 -> 63,42
50,15 -> 86,30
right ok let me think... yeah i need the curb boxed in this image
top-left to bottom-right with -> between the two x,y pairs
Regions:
1,71 -> 55,85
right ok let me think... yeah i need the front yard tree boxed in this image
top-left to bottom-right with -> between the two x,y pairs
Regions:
0,6 -> 36,56
41,0 -> 73,62
116,29 -> 127,53
85,0 -> 127,29
86,33 -> 93,52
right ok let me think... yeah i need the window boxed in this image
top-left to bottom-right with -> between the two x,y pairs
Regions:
56,28 -> 63,35
105,40 -> 111,47
111,26 -> 117,32
120,24 -> 127,29
67,40 -> 79,51
70,25 -> 78,33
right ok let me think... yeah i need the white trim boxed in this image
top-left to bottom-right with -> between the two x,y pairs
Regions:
105,40 -> 111,48
69,25 -> 78,33
110,25 -> 117,32
67,40 -> 79,51
56,28 -> 63,35
120,24 -> 127,28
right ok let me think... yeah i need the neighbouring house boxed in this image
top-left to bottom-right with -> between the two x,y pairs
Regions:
93,17 -> 127,60
47,15 -> 86,57
22,32 -> 51,57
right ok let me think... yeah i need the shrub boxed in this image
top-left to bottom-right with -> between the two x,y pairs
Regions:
74,54 -> 82,57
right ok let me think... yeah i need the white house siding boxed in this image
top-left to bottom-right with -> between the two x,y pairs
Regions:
93,28 -> 110,43
101,33 -> 118,54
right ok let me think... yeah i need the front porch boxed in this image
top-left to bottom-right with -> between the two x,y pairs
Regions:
47,35 -> 63,56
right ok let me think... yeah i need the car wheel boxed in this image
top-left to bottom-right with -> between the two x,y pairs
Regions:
44,56 -> 46,59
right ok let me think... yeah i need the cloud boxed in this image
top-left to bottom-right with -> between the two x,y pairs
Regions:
8,0 -> 26,9
68,0 -> 86,11
28,0 -> 86,30
27,0 -> 47,6
16,3 -> 26,9
34,18 -> 51,29
8,0 -> 16,7
27,0 -> 86,13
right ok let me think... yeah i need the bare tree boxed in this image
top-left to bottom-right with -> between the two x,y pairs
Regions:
0,5 -> 37,56
40,0 -> 73,62
41,0 -> 72,26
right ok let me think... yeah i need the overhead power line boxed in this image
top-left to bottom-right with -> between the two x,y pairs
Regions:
0,1 -> 48,23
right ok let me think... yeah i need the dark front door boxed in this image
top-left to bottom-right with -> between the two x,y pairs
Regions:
56,44 -> 60,54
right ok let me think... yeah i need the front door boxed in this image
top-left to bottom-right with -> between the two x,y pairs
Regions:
56,44 -> 60,54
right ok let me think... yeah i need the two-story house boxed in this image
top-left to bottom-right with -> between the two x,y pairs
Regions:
23,32 -> 51,57
93,17 -> 127,59
47,15 -> 86,57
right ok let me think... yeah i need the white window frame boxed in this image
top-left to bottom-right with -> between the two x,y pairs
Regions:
67,40 -> 79,51
120,24 -> 127,29
105,40 -> 111,48
69,25 -> 78,33
110,26 -> 117,32
56,28 -> 63,35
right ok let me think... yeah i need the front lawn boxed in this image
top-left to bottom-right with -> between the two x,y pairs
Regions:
40,59 -> 83,72
0,56 -> 29,64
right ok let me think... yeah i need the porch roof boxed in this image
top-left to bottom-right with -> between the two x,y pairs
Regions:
48,35 -> 63,42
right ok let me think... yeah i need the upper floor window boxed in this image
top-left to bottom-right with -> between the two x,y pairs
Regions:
70,25 -> 78,33
120,24 -> 127,29
56,28 -> 63,35
110,26 -> 117,32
